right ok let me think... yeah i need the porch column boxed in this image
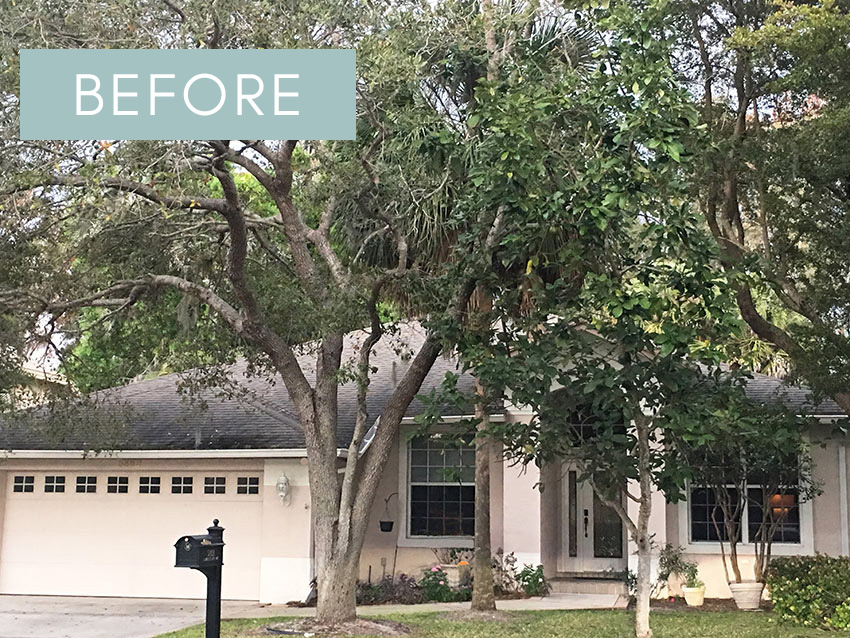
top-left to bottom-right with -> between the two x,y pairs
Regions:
626,479 -> 666,585
502,462 -> 542,567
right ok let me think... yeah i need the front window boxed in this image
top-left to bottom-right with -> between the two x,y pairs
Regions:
408,435 -> 475,537
689,485 -> 800,544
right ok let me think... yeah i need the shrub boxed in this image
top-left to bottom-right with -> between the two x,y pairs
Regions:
517,564 -> 549,597
355,574 -> 425,605
767,555 -> 850,628
492,549 -> 520,595
420,566 -> 472,602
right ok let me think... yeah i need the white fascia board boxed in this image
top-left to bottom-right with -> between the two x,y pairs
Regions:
3,448 -> 348,459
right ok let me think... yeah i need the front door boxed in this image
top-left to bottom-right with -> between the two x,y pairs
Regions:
560,468 -> 627,573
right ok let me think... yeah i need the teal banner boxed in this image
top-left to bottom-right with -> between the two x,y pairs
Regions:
20,49 -> 355,141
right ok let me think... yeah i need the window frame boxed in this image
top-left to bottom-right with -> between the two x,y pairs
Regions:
204,476 -> 227,495
171,476 -> 193,494
76,475 -> 97,493
12,475 -> 35,493
679,481 -> 814,556
139,476 -> 161,494
107,476 -> 129,494
236,476 -> 260,495
397,427 -> 475,549
44,475 -> 65,493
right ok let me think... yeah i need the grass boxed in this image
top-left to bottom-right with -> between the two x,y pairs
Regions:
156,609 -> 831,638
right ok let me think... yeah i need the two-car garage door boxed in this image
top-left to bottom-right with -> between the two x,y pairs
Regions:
0,468 -> 264,600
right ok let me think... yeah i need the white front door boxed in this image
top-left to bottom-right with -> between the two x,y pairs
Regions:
560,467 -> 627,573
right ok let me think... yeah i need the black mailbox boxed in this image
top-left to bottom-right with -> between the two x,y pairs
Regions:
175,534 -> 224,568
174,519 -> 224,638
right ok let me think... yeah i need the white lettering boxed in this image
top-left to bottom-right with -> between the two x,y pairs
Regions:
76,74 -> 103,116
237,74 -> 264,116
183,73 -> 227,116
150,74 -> 175,115
113,74 -> 139,116
274,74 -> 299,116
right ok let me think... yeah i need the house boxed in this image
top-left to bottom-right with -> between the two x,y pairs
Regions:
0,323 -> 846,603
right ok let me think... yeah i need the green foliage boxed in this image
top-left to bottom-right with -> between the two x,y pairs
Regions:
767,555 -> 850,629
517,564 -> 549,597
419,566 -> 471,603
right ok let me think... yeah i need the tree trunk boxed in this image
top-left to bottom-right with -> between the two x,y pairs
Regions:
471,397 -> 496,611
315,554 -> 358,625
634,532 -> 653,638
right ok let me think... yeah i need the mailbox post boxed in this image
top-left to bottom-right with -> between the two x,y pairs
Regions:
175,519 -> 225,638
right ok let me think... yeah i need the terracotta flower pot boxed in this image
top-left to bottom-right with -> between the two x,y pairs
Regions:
682,585 -> 705,607
729,581 -> 765,610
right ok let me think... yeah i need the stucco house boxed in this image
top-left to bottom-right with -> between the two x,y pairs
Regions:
0,323 -> 846,603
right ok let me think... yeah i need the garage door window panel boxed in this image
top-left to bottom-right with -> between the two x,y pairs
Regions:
172,476 -> 193,494
140,476 -> 161,494
13,475 -> 34,493
44,475 -> 65,493
76,476 -> 97,493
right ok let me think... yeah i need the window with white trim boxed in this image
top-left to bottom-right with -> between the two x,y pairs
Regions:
236,476 -> 259,494
204,476 -> 226,494
689,485 -> 801,544
408,435 -> 475,537
171,476 -> 193,494
13,475 -> 34,493
139,476 -> 160,494
44,475 -> 65,493
76,476 -> 97,493
107,476 -> 129,494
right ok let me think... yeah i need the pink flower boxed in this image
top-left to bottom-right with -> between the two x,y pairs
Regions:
431,566 -> 440,572
439,581 -> 445,585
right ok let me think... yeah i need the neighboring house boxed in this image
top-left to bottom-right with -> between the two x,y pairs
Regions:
0,323 -> 846,603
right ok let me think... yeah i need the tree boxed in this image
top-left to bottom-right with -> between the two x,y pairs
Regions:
669,383 -> 821,586
424,1 -> 742,635
673,0 -> 850,412
0,0 -> 512,624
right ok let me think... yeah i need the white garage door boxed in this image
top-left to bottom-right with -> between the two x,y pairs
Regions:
0,470 -> 264,600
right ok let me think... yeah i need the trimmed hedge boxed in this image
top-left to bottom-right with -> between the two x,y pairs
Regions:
767,555 -> 850,629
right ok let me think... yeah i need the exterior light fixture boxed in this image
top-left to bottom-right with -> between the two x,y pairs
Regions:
276,474 -> 291,506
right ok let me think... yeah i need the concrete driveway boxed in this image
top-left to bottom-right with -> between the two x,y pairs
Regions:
0,595 -> 264,638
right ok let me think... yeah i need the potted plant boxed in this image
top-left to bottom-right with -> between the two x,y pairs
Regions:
433,548 -> 472,587
681,563 -> 705,607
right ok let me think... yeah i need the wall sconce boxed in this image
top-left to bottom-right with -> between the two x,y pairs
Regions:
276,474 -> 291,506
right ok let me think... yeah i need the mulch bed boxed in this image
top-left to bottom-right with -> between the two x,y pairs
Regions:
251,618 -> 411,636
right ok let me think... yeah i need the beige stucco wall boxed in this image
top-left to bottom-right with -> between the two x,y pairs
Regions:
0,456 -> 313,604
357,427 -> 543,584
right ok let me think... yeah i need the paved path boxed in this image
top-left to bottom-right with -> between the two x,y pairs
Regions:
0,593 -> 627,638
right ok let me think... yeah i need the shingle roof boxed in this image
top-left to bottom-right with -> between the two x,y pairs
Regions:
0,323 -> 478,451
1,323 -> 843,452
743,370 -> 845,417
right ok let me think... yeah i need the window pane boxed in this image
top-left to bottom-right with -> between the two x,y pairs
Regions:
690,487 -> 739,542
748,488 -> 800,544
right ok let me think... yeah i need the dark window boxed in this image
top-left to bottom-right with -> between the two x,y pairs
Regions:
237,476 -> 259,495
107,476 -> 129,494
171,476 -> 193,494
13,475 -> 34,493
747,488 -> 800,544
204,477 -> 226,494
76,476 -> 97,493
139,476 -> 160,494
44,475 -> 65,493
408,436 -> 475,537
689,487 -> 739,542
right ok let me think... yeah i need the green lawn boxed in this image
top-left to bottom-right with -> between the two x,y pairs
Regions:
156,609 -> 829,638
